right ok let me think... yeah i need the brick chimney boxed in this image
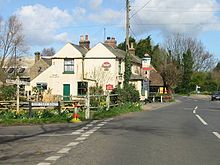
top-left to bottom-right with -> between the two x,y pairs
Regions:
79,35 -> 90,49
104,37 -> 117,48
129,42 -> 135,55
34,52 -> 41,63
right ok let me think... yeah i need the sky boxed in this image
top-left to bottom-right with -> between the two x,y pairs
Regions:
1,0 -> 220,60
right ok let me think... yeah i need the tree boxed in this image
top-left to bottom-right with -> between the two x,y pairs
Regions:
86,66 -> 114,87
117,37 -> 136,51
0,15 -> 28,82
180,49 -> 194,93
164,33 -> 216,71
41,47 -> 55,56
152,47 -> 181,94
212,62 -> 220,90
136,36 -> 154,58
123,53 -> 131,87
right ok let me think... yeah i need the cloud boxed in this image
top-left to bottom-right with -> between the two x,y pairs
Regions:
88,8 -> 123,25
131,0 -> 220,36
16,4 -> 73,46
89,0 -> 103,9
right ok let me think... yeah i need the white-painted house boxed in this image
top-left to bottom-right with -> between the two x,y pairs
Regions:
27,36 -> 149,100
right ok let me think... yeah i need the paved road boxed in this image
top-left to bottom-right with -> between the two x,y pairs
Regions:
0,96 -> 219,165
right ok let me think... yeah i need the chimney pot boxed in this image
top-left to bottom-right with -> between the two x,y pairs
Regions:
80,35 -> 84,41
107,37 -> 110,40
85,35 -> 88,41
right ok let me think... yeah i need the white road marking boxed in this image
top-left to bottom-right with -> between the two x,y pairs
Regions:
0,135 -> 30,137
86,124 -> 93,127
76,137 -> 87,141
105,118 -> 114,122
97,123 -> 104,126
193,106 -> 198,114
195,106 -> 198,110
39,134 -> 72,137
81,133 -> 91,137
86,130 -> 95,133
66,142 -> 79,147
196,115 -> 208,125
45,156 -> 61,161
71,132 -> 81,135
82,126 -> 89,129
91,120 -> 99,123
213,132 -> 220,139
57,147 -> 71,154
37,163 -> 51,165
101,121 -> 108,124
91,126 -> 101,131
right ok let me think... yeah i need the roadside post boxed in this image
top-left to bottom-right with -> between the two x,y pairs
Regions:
16,76 -> 20,114
85,90 -> 90,119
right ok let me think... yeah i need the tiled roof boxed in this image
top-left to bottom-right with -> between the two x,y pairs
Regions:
130,73 -> 146,80
69,43 -> 88,56
42,58 -> 52,66
149,69 -> 164,86
102,43 -> 141,64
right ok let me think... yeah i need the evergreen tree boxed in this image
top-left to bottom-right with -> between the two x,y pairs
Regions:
117,37 -> 136,51
136,36 -> 153,58
123,52 -> 131,87
181,49 -> 194,93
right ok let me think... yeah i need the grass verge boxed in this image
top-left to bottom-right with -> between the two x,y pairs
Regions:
93,102 -> 141,119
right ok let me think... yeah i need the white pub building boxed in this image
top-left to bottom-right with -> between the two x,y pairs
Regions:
26,35 -> 151,101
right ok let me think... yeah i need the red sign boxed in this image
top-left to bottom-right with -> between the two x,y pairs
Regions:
143,67 -> 152,71
106,84 -> 113,90
102,62 -> 111,69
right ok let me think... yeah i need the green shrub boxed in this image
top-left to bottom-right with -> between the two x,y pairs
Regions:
89,85 -> 106,109
111,84 -> 140,104
0,85 -> 16,101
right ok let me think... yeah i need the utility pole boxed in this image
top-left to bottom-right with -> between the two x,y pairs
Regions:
124,0 -> 131,86
126,0 -> 130,52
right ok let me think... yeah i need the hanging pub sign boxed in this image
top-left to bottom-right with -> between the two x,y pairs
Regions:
106,84 -> 113,90
142,53 -> 152,71
102,62 -> 111,71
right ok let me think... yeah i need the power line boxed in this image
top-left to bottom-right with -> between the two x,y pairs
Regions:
130,0 -> 152,19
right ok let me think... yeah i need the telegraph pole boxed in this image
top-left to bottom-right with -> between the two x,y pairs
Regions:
126,0 -> 130,52
124,0 -> 131,86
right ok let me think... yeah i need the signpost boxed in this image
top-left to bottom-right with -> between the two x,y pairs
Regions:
6,76 -> 30,114
28,101 -> 61,118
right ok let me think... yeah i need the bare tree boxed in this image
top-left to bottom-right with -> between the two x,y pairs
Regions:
164,33 -> 216,71
0,15 -> 28,82
41,47 -> 56,56
86,67 -> 114,87
152,47 -> 181,94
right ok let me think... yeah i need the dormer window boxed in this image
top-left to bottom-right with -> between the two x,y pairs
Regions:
63,59 -> 74,74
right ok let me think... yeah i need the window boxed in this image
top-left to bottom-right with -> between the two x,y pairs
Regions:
64,59 -> 74,74
78,82 -> 88,96
19,68 -> 25,73
36,83 -> 47,91
118,60 -> 122,75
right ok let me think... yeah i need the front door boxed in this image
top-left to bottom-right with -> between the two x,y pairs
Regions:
63,84 -> 70,101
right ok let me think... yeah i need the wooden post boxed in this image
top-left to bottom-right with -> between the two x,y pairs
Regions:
28,101 -> 32,118
106,92 -> 110,111
85,91 -> 90,119
16,76 -> 20,114
58,101 -> 61,115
